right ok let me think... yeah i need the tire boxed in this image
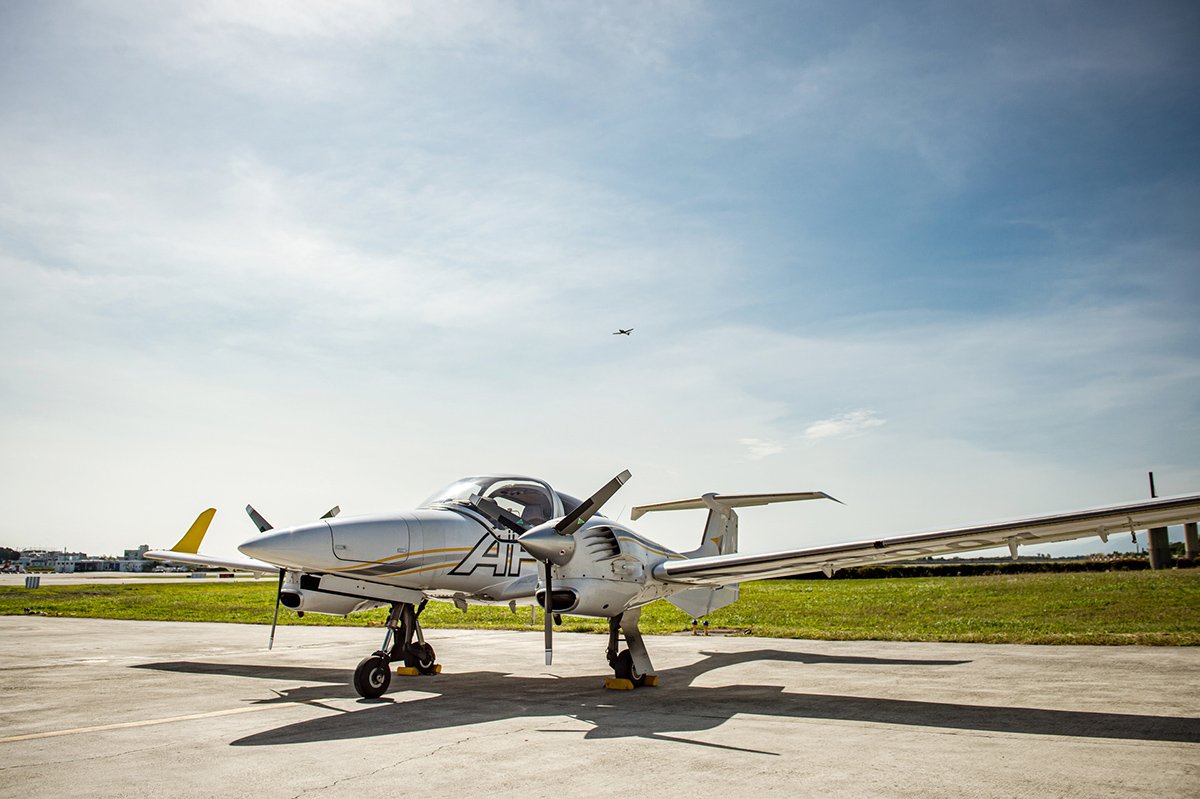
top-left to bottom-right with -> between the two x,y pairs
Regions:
405,643 -> 438,675
353,655 -> 392,698
613,650 -> 646,687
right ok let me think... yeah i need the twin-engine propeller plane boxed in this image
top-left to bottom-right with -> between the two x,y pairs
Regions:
147,472 -> 1200,698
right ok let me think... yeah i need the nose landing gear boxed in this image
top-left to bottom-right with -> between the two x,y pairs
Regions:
353,599 -> 439,699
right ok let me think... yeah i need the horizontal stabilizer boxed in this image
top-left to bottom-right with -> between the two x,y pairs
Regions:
631,491 -> 838,521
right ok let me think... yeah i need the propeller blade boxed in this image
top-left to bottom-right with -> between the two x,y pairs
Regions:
470,495 -> 525,534
246,505 -> 273,533
554,469 -> 631,535
543,562 -> 553,666
268,569 -> 284,650
518,471 -> 630,667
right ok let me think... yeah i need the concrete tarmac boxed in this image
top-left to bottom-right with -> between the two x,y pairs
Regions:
1,616 -> 1197,798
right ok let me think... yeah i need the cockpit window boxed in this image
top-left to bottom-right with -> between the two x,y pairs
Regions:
489,482 -> 553,525
421,476 -> 561,527
420,479 -> 486,508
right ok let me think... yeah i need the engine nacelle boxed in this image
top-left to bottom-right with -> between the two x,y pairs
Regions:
535,587 -> 579,614
279,588 -> 386,617
553,577 -> 649,618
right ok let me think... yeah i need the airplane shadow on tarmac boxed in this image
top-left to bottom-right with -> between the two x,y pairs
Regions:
135,649 -> 1200,753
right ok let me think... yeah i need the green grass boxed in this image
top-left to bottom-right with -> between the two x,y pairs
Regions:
3,570 -> 1198,645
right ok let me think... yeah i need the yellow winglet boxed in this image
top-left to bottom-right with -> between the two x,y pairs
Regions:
172,508 -> 217,554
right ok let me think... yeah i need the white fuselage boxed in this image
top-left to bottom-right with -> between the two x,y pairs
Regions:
238,503 -> 690,618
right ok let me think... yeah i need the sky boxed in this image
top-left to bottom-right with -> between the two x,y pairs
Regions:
1,1 -> 1198,560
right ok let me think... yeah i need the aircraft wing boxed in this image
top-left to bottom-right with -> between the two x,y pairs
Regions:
142,549 -> 277,573
143,508 -> 278,574
653,493 -> 1200,585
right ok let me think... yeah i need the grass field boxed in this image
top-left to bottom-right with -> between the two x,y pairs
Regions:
3,570 -> 1198,645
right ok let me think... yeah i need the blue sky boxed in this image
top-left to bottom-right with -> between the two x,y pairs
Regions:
1,1 -> 1197,558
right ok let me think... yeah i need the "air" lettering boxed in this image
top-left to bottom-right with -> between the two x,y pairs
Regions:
449,535 -> 538,577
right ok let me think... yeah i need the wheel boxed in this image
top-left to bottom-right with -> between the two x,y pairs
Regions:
613,650 -> 647,687
353,655 -> 392,698
405,642 -> 438,675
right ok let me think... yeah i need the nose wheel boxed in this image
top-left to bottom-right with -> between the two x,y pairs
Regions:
354,654 -> 392,699
353,600 -> 439,698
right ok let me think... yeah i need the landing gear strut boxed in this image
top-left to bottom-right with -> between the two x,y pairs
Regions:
605,607 -> 656,689
352,600 -> 438,699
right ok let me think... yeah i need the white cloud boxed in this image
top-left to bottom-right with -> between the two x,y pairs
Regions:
739,438 -> 784,461
802,410 -> 886,441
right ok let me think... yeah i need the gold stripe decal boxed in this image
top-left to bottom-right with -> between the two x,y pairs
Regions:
328,547 -> 472,572
342,560 -> 465,578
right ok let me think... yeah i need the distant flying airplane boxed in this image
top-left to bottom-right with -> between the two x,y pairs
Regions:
147,471 -> 1200,699
613,328 -> 633,335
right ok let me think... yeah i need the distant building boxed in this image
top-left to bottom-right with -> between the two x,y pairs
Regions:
17,546 -> 156,573
58,558 -> 119,573
18,550 -> 88,570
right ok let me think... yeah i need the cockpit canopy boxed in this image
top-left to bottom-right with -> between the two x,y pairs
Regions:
421,475 -> 582,527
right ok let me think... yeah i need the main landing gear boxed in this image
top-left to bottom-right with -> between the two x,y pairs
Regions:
605,607 -> 658,689
353,600 -> 439,699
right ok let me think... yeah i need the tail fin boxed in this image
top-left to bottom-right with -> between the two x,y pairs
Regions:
631,491 -> 839,558
171,508 -> 217,553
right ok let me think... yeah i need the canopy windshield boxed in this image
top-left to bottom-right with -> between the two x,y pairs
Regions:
420,476 -> 562,526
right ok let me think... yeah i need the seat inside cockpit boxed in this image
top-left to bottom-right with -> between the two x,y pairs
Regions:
489,482 -> 553,527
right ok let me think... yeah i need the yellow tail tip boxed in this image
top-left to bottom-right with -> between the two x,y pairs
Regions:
172,508 -> 217,554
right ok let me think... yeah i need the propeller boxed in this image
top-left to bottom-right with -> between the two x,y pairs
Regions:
246,505 -> 273,533
542,561 -> 554,665
247,504 -> 339,529
516,470 -> 631,665
245,504 -> 339,650
554,470 -> 631,534
268,568 -> 284,650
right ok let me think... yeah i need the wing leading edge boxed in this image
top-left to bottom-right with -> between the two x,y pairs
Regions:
653,492 -> 1200,585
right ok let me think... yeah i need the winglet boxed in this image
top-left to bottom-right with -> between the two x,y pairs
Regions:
171,508 -> 217,554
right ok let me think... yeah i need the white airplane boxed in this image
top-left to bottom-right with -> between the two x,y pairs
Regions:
146,472 -> 1200,698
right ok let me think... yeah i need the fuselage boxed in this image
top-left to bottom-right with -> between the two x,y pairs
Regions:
237,475 -> 692,618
